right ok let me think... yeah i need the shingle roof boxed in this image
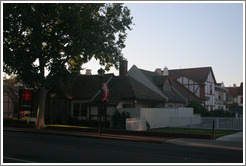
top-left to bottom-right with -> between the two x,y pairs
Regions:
153,76 -> 168,86
168,67 -> 215,83
129,77 -> 166,101
138,68 -> 187,103
227,82 -> 243,97
107,76 -> 135,105
70,74 -> 114,100
170,80 -> 201,103
64,73 -> 168,105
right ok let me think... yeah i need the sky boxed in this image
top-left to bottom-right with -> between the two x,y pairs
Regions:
84,2 -> 244,87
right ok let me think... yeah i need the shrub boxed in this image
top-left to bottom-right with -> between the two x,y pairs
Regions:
203,109 -> 234,117
112,110 -> 130,129
187,102 -> 206,115
66,117 -> 109,128
3,118 -> 27,124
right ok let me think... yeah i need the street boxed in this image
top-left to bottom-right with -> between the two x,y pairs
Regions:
3,131 -> 243,163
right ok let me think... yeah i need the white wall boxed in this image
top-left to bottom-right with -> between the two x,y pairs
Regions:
140,107 -> 196,129
123,107 -> 200,130
205,72 -> 215,111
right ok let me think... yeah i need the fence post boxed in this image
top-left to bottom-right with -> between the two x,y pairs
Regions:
190,117 -> 193,129
216,118 -> 219,129
211,120 -> 215,140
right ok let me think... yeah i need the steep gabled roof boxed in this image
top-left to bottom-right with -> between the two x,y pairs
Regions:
128,77 -> 166,101
129,65 -> 187,103
170,79 -> 202,103
128,65 -> 168,100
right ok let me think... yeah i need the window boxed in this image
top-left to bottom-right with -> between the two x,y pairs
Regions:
101,104 -> 107,116
73,103 -> 80,117
210,85 -> 213,94
218,94 -> 221,100
80,103 -> 87,117
123,104 -> 133,108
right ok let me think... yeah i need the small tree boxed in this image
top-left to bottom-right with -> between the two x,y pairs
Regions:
187,102 -> 206,116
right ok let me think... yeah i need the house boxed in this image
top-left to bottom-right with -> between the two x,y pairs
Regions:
128,65 -> 227,111
226,83 -> 243,117
227,83 -> 243,106
215,82 -> 228,110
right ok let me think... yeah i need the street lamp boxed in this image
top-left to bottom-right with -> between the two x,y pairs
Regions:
50,93 -> 56,124
97,68 -> 105,136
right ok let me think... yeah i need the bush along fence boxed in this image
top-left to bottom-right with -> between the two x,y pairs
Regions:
169,117 -> 243,130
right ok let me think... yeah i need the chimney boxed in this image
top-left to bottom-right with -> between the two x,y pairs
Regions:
119,60 -> 128,77
154,68 -> 162,75
233,84 -> 237,88
163,66 -> 169,76
85,69 -> 92,75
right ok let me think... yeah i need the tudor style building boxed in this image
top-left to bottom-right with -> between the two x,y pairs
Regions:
128,65 -> 228,111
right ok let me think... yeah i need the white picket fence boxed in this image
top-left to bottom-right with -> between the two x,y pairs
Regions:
169,117 -> 243,130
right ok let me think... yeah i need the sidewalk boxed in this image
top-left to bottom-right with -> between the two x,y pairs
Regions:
216,131 -> 243,142
3,127 -> 243,150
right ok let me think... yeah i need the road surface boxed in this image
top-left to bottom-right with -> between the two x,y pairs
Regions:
3,131 -> 243,163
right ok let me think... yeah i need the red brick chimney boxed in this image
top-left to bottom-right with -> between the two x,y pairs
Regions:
119,60 -> 128,77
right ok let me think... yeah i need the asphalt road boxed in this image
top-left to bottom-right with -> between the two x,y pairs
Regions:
3,131 -> 243,163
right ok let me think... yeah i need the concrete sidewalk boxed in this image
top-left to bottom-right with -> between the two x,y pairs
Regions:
216,131 -> 243,142
166,131 -> 243,151
3,127 -> 243,150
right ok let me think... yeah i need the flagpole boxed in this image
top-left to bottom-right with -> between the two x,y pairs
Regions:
98,68 -> 105,136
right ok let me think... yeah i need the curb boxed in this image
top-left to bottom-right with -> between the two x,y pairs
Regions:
45,125 -> 211,140
3,127 -> 166,144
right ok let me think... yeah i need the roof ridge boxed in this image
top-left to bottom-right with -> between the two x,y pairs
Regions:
169,66 -> 212,71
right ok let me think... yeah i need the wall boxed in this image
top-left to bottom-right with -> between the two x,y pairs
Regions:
122,107 -> 199,130
205,71 -> 215,111
140,107 -> 196,129
118,108 -> 141,118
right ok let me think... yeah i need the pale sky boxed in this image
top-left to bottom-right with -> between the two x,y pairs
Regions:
85,2 -> 244,87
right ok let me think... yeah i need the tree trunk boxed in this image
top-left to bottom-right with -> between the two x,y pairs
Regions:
36,86 -> 47,129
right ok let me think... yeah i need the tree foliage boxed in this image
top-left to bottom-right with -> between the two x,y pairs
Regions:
187,102 -> 206,115
3,3 -> 133,128
3,3 -> 133,89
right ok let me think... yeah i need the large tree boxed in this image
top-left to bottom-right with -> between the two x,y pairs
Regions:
3,3 -> 133,128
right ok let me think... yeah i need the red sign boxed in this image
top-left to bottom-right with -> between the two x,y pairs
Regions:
102,83 -> 109,102
22,90 -> 32,101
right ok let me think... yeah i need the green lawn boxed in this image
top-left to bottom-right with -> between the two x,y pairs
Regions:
149,128 -> 241,138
